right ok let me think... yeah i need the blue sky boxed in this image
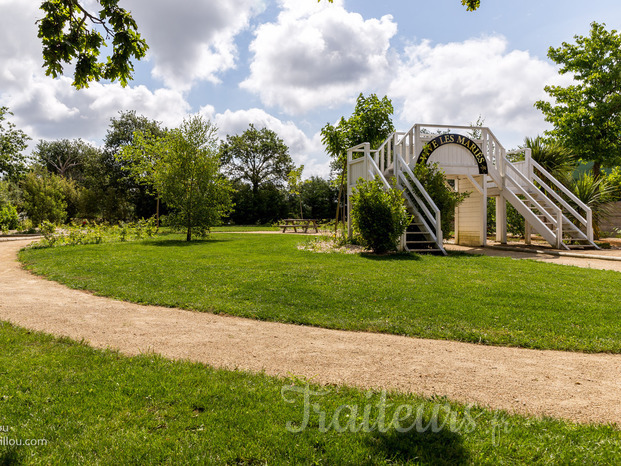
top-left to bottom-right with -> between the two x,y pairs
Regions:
1,0 -> 620,177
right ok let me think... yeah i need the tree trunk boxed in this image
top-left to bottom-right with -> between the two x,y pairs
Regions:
593,161 -> 602,179
156,195 -> 160,230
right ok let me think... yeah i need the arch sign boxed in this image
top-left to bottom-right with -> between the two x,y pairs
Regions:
417,134 -> 488,174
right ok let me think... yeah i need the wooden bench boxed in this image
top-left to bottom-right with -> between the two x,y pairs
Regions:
279,219 -> 319,233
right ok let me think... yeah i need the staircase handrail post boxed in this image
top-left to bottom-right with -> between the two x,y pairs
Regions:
587,209 -> 594,242
414,125 -> 421,164
556,207 -> 563,249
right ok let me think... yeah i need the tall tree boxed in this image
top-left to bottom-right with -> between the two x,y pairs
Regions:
103,110 -> 166,220
153,116 -> 232,241
37,0 -> 148,88
33,138 -> 101,181
321,93 -> 395,232
321,93 -> 395,176
220,125 -> 294,194
0,107 -> 31,182
535,22 -> 621,178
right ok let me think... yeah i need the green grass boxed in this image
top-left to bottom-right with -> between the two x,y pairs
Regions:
19,233 -> 621,353
0,321 -> 619,464
211,225 -> 280,232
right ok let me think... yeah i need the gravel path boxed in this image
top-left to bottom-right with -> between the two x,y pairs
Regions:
1,239 -> 620,426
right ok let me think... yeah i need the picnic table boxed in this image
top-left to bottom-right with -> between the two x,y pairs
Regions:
279,219 -> 319,233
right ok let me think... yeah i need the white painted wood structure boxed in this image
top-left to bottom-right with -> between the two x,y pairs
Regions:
347,123 -> 598,253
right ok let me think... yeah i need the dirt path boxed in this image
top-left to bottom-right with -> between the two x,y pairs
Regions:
1,240 -> 621,426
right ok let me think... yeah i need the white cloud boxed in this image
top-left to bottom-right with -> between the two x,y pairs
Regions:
241,0 -> 397,114
126,0 -> 263,91
389,35 -> 571,146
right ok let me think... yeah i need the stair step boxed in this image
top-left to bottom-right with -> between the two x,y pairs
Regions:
407,248 -> 443,253
406,241 -> 436,244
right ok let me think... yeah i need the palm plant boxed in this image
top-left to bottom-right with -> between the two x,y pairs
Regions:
523,136 -> 576,179
561,171 -> 615,239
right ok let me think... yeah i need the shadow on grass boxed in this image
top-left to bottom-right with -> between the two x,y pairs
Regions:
145,238 -> 231,247
0,446 -> 22,465
368,427 -> 469,465
360,252 -> 423,261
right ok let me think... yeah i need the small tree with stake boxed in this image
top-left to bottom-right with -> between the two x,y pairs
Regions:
132,115 -> 232,242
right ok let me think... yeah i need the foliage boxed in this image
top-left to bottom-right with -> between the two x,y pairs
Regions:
228,181 -> 288,225
413,163 -> 469,238
33,138 -> 102,181
321,93 -> 395,176
34,218 -> 157,248
521,136 -> 576,179
0,203 -> 19,232
20,170 -> 69,225
0,107 -> 31,182
607,166 -> 621,201
20,233 -> 621,353
561,171 -> 615,239
350,177 -> 411,253
535,22 -> 621,177
220,124 -> 294,193
298,176 -> 338,220
287,165 -> 305,218
487,197 -> 526,238
37,0 -> 148,88
152,116 -> 232,241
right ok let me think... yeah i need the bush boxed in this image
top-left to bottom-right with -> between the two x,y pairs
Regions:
0,203 -> 19,232
413,163 -> 469,238
350,177 -> 411,253
20,170 -> 68,225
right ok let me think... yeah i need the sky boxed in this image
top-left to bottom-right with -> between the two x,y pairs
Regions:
1,0 -> 620,178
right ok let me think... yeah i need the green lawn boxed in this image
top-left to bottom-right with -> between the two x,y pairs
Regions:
1,321 -> 619,464
19,233 -> 621,353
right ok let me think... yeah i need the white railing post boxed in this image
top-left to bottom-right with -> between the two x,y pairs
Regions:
414,125 -> 421,165
587,209 -> 594,242
556,208 -> 563,249
436,210 -> 443,246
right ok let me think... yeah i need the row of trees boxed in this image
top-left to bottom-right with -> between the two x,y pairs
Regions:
0,110 -> 338,238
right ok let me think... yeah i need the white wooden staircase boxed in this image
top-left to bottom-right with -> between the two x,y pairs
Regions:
347,124 -> 598,252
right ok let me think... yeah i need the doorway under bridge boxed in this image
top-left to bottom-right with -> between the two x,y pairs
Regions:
347,124 -> 598,254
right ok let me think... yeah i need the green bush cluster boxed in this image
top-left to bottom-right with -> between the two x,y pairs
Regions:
35,218 -> 157,248
0,203 -> 19,232
350,177 -> 411,253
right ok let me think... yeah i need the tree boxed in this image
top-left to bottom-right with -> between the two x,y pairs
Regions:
220,125 -> 293,224
321,93 -> 395,176
20,169 -> 70,225
299,176 -> 338,220
152,116 -> 232,241
321,93 -> 395,234
220,125 -> 294,194
33,138 -> 101,181
287,165 -> 305,219
0,107 -> 31,182
103,110 -> 166,220
37,0 -> 148,89
535,22 -> 621,178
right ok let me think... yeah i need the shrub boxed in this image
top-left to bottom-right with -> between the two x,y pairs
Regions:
0,203 -> 19,232
20,170 -> 68,225
350,177 -> 411,253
